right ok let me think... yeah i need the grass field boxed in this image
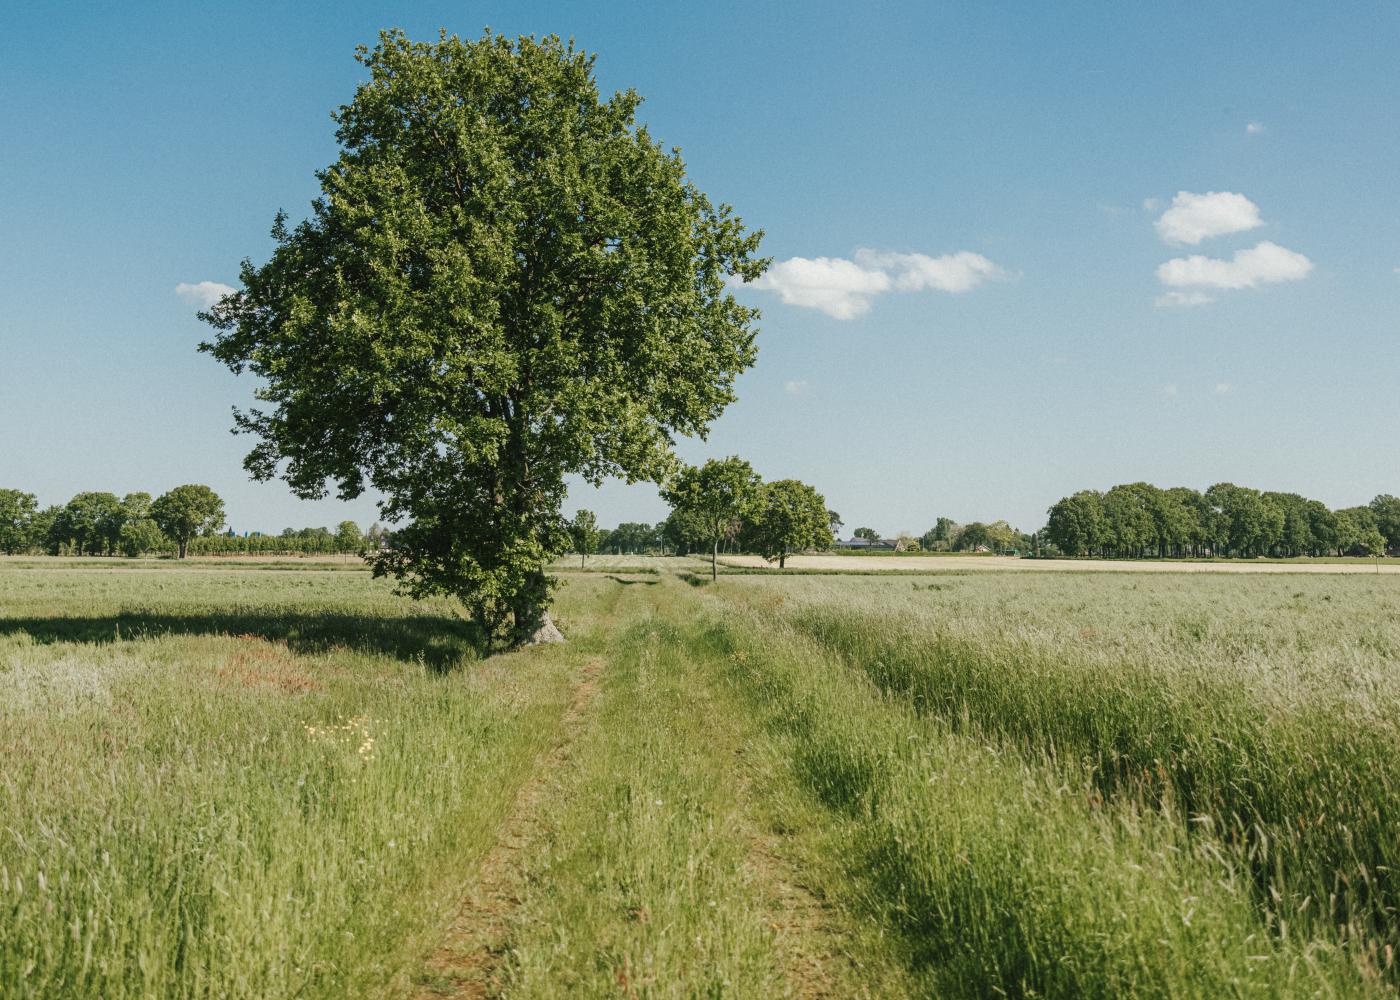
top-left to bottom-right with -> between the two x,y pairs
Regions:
3,558 -> 1399,997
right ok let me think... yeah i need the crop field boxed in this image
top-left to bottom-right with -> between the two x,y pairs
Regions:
3,558 -> 1400,998
719,553 -> 1400,574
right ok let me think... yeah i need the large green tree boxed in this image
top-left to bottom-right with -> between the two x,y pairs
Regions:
745,479 -> 830,568
201,30 -> 766,647
661,457 -> 760,580
0,489 -> 38,554
151,485 -> 225,559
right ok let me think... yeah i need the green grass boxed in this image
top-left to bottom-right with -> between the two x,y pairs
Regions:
0,565 -> 611,998
4,561 -> 1399,997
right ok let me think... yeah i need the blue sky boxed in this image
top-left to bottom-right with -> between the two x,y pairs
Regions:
2,2 -> 1398,535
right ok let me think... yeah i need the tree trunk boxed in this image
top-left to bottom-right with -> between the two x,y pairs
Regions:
779,552 -> 786,569
524,609 -> 565,645
712,539 -> 718,581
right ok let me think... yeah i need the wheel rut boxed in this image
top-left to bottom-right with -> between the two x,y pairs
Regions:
409,654 -> 605,999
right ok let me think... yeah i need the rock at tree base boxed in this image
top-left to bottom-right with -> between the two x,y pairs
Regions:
526,612 -> 566,645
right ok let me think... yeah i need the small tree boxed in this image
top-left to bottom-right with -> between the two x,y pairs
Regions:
335,520 -> 364,555
853,526 -> 879,542
661,458 -> 760,580
746,479 -> 830,568
570,509 -> 599,568
151,485 -> 225,559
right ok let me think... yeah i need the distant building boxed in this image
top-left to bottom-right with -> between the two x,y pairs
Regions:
835,537 -> 897,550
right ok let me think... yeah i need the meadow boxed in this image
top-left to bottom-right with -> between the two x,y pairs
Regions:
2,557 -> 1398,997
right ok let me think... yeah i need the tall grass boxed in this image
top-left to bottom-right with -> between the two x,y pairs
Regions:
719,573 -> 1400,983
701,583 -> 1387,995
0,566 -> 604,999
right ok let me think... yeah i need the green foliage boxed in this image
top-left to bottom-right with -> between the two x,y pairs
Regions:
118,518 -> 169,557
200,30 -> 766,647
151,485 -> 225,559
334,520 -> 364,554
51,491 -> 123,555
0,489 -> 38,554
1371,494 -> 1400,552
744,479 -> 831,567
1045,490 -> 1104,556
661,457 -> 761,579
1047,481 -> 1397,559
853,526 -> 879,541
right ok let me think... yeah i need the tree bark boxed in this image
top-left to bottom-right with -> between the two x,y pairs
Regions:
712,539 -> 718,581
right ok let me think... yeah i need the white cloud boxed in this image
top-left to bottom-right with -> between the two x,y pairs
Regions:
1215,382 -> 1233,394
1161,383 -> 1179,399
1153,191 -> 1263,245
748,248 -> 1005,319
1142,197 -> 1163,212
175,281 -> 235,309
749,257 -> 890,319
853,248 -> 1006,293
1157,240 -> 1312,290
1155,290 -> 1215,308
1246,121 -> 1265,135
783,379 -> 809,395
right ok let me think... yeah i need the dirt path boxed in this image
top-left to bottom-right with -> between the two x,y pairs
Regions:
409,655 -> 605,999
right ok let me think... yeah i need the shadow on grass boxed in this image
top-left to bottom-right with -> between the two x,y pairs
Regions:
604,575 -> 659,586
0,610 -> 485,673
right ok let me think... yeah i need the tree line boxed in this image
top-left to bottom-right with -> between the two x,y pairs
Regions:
1044,483 -> 1400,559
0,485 -> 386,558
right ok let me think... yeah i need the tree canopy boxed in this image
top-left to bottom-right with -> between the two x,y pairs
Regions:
200,30 -> 766,647
1045,482 -> 1396,559
660,457 -> 760,580
151,485 -> 225,559
744,479 -> 831,568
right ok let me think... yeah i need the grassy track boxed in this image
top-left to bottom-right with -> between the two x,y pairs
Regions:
4,560 -> 1399,996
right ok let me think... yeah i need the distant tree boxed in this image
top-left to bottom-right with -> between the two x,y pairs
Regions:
853,526 -> 880,541
920,516 -> 958,552
1044,490 -> 1104,557
570,509 -> 599,568
119,519 -> 169,557
954,522 -> 991,551
151,485 -> 225,559
53,492 -> 122,555
0,489 -> 38,554
1371,495 -> 1400,553
661,457 -> 761,580
28,506 -> 60,554
893,532 -> 919,552
1336,506 -> 1385,557
745,479 -> 830,568
335,520 -> 364,554
827,510 -> 843,538
200,30 -> 766,647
